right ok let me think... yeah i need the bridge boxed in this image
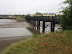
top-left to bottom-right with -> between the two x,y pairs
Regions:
25,16 -> 60,33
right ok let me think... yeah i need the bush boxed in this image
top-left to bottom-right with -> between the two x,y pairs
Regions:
60,0 -> 72,30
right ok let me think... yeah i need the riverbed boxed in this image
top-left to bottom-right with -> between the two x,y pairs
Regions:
0,19 -> 33,52
0,19 -> 33,38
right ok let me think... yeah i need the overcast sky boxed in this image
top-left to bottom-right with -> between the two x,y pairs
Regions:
0,0 -> 65,15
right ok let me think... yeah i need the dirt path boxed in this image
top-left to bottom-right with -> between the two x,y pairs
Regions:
0,21 -> 33,52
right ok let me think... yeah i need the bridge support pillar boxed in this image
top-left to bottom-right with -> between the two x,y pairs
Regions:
38,21 -> 40,30
37,21 -> 40,31
43,21 -> 45,33
35,21 -> 37,30
51,22 -> 55,32
33,21 -> 36,30
51,22 -> 53,32
37,21 -> 38,30
53,23 -> 55,32
37,21 -> 39,30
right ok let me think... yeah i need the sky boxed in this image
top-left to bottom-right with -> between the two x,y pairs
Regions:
0,0 -> 66,15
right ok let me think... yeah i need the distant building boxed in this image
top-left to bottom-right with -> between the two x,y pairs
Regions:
43,13 -> 56,16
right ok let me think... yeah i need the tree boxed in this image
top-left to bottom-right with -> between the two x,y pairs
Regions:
60,0 -> 72,30
35,12 -> 42,15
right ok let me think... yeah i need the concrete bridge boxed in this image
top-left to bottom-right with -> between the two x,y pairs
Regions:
25,16 -> 59,33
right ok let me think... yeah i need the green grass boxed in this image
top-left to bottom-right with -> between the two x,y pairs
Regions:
0,16 -> 26,22
15,16 -> 25,22
1,30 -> 72,54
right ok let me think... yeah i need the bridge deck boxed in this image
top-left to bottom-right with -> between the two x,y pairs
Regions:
25,16 -> 59,24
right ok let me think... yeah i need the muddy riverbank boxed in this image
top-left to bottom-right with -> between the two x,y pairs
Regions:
0,20 -> 32,28
0,19 -> 33,52
0,36 -> 32,52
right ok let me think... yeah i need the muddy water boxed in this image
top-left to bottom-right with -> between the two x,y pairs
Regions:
0,19 -> 62,38
0,19 -> 16,24
0,19 -> 32,38
0,19 -> 33,52
0,27 -> 32,38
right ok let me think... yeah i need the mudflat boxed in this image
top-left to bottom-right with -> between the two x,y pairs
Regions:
0,36 -> 27,52
0,20 -> 33,52
0,21 -> 32,28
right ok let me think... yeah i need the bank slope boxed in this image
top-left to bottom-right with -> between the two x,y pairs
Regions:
1,30 -> 72,54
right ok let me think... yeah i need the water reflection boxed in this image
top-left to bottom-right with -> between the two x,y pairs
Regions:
0,19 -> 17,24
27,28 -> 40,35
33,21 -> 63,34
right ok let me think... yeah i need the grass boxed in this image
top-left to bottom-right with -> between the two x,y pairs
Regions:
1,30 -> 72,54
0,16 -> 26,22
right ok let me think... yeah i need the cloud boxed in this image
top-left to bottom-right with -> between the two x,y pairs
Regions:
0,0 -> 65,14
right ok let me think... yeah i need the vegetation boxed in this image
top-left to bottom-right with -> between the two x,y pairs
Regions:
60,0 -> 72,30
14,15 -> 26,22
1,0 -> 72,54
33,12 -> 43,16
1,30 -> 72,54
0,15 -> 26,21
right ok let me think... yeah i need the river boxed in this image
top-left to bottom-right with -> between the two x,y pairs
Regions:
0,19 -> 62,38
0,19 -> 32,38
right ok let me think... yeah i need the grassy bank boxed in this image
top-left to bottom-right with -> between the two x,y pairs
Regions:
1,30 -> 72,54
0,15 -> 26,22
